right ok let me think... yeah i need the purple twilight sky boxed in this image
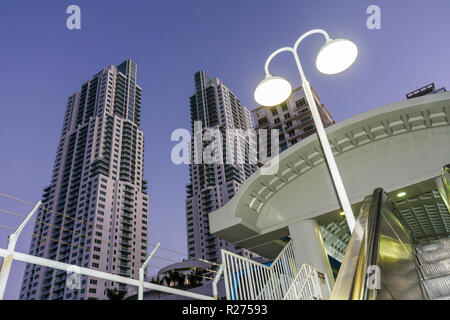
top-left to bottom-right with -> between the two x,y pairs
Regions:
0,0 -> 449,299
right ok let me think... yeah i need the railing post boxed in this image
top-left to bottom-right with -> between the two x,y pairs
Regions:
212,264 -> 224,300
0,235 -> 18,300
0,201 -> 41,300
138,243 -> 160,300
221,250 -> 231,300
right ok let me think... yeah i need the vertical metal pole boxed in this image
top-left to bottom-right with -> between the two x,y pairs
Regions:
263,267 -> 268,299
291,50 -> 356,232
245,260 -> 255,300
236,258 -> 246,299
0,236 -> 17,300
212,264 -> 224,300
254,265 -> 263,299
138,270 -> 144,300
138,242 -> 160,300
221,250 -> 231,300
229,254 -> 238,300
0,201 -> 41,300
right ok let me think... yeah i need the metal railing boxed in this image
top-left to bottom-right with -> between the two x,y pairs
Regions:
255,240 -> 298,300
222,249 -> 272,300
283,264 -> 331,300
221,240 -> 330,300
0,203 -> 215,300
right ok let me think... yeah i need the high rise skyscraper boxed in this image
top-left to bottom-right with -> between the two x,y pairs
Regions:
252,86 -> 334,154
185,71 -> 257,263
20,60 -> 149,300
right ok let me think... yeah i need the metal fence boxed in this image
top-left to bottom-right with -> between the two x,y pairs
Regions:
0,202 -> 215,300
221,240 -> 330,300
0,202 -> 330,301
283,264 -> 331,300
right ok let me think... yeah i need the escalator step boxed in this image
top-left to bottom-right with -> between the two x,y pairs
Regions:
418,250 -> 450,263
422,275 -> 450,299
419,259 -> 450,278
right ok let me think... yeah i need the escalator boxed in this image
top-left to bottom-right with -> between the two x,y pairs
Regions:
330,188 -> 450,300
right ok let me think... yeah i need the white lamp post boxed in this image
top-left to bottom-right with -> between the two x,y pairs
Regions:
254,29 -> 357,232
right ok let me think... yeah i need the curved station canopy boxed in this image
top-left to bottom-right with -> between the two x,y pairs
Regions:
209,92 -> 450,261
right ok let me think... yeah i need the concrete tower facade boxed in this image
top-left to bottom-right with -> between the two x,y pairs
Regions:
252,86 -> 334,154
185,71 -> 257,263
20,60 -> 149,300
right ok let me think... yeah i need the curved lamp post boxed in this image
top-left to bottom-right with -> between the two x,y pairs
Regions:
254,29 -> 357,232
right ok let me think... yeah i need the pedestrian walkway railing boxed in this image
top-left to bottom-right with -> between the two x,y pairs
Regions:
0,202 -> 214,300
221,240 -> 330,300
283,264 -> 331,300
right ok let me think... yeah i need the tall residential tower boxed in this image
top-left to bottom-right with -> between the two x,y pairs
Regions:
252,86 -> 334,154
185,71 -> 257,263
20,60 -> 149,300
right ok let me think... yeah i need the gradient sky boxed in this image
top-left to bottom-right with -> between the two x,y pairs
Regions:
0,0 -> 449,299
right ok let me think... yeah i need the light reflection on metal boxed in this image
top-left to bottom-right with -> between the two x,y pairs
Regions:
436,165 -> 450,213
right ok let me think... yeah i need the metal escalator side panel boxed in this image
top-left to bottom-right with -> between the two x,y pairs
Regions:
329,197 -> 370,300
331,188 -> 425,300
375,192 -> 424,300
363,188 -> 384,300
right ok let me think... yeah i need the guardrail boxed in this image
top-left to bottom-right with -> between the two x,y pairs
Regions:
221,240 -> 330,300
0,202 -> 214,300
283,264 -> 331,300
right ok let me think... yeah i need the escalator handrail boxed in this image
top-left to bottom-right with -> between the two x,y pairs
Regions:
330,188 -> 384,300
332,188 -> 423,300
362,188 -> 383,300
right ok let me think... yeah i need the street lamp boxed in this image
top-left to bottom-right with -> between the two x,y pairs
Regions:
254,29 -> 357,232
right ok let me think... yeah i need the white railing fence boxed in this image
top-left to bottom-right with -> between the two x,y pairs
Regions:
0,203 -> 215,300
283,264 -> 331,300
0,248 -> 216,300
221,240 -> 331,300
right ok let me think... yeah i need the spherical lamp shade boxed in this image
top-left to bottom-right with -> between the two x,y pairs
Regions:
316,39 -> 358,75
254,76 -> 292,107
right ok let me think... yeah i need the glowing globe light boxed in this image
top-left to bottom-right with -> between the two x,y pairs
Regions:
254,76 -> 292,107
316,39 -> 358,75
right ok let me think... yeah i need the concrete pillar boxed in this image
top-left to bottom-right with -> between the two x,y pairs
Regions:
288,219 -> 334,286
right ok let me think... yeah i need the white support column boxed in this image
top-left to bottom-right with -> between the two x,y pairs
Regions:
288,219 -> 334,287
